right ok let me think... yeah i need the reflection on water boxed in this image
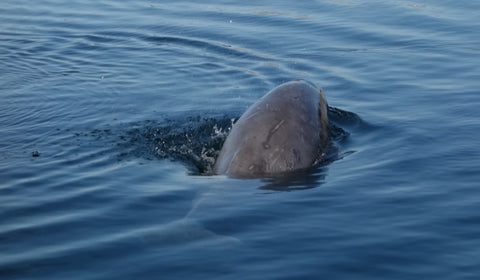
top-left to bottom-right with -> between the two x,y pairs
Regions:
259,167 -> 328,191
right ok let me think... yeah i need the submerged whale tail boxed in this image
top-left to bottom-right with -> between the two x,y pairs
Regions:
141,218 -> 241,246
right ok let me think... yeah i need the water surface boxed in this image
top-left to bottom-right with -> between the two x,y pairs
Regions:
1,1 -> 480,279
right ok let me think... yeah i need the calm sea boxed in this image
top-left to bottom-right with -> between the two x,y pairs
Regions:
1,1 -> 479,279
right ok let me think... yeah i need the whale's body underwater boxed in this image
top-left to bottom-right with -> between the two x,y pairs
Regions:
214,80 -> 329,178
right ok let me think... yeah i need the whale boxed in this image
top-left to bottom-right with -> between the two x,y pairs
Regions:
214,80 -> 329,178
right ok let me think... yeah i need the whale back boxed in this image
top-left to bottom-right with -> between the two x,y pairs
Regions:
214,80 -> 329,178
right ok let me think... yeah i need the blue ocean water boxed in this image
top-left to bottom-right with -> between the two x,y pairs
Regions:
1,1 -> 479,279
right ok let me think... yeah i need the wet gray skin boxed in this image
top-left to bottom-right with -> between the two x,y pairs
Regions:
214,80 -> 329,178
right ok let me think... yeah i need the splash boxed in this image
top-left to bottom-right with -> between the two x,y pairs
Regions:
115,115 -> 237,175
